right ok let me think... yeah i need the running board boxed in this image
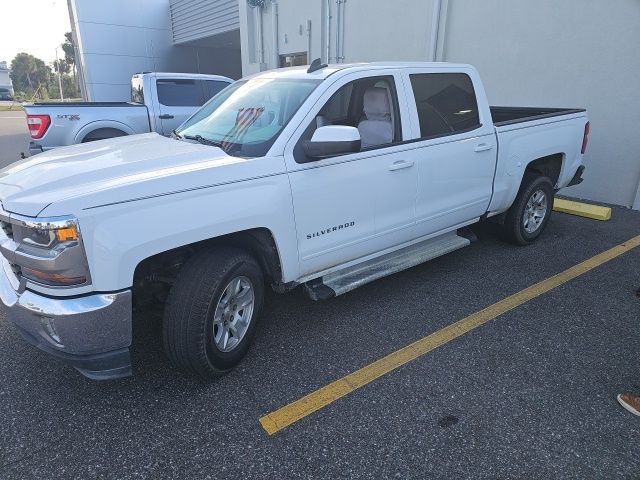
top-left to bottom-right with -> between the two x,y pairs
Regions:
303,231 -> 471,300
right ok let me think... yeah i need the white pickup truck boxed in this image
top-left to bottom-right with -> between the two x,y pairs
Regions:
23,72 -> 233,155
0,61 -> 588,380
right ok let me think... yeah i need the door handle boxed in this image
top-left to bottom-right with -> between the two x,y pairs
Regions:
388,160 -> 415,171
159,114 -> 174,119
474,143 -> 494,153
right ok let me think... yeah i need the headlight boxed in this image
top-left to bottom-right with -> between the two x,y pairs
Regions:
22,224 -> 79,248
9,217 -> 90,287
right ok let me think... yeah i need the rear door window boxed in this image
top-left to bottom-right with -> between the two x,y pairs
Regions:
156,79 -> 204,107
409,73 -> 481,138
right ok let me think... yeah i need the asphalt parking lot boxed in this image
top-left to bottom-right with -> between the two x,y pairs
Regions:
0,114 -> 639,478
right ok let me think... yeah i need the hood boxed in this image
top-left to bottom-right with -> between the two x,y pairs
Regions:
0,133 -> 272,217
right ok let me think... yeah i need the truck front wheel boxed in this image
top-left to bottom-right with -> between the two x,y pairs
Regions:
162,247 -> 264,379
500,173 -> 554,245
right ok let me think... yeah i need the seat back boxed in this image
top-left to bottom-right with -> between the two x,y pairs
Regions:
357,87 -> 393,148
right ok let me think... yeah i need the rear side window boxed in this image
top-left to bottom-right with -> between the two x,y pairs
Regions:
203,80 -> 229,101
156,79 -> 203,107
131,77 -> 144,104
409,73 -> 480,138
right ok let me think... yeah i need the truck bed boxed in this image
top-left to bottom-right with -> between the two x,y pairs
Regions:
490,106 -> 586,127
25,102 -> 151,154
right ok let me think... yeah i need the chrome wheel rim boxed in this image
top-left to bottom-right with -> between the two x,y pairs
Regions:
523,189 -> 547,234
212,276 -> 255,352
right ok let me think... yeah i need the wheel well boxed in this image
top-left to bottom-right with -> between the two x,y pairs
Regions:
132,228 -> 283,307
82,128 -> 128,143
525,153 -> 563,186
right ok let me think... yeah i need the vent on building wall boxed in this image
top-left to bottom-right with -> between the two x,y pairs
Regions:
247,0 -> 267,8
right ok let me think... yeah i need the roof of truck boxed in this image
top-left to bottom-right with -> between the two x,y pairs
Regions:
246,62 -> 474,81
133,72 -> 235,82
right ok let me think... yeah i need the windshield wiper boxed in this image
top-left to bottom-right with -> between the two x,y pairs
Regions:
182,134 -> 225,149
170,129 -> 183,140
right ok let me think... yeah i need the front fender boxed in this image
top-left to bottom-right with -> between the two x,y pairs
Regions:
69,174 -> 300,292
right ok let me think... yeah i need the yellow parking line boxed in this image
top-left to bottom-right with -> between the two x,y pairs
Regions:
553,198 -> 612,221
259,234 -> 640,435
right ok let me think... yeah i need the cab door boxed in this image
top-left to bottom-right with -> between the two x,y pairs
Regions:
283,71 -> 417,278
155,78 -> 206,135
402,68 -> 497,237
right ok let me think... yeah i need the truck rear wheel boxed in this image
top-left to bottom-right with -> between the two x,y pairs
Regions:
500,173 -> 554,245
82,128 -> 127,143
162,247 -> 264,379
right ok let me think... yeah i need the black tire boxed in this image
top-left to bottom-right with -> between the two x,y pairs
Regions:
162,247 -> 264,379
500,173 -> 554,246
82,128 -> 127,143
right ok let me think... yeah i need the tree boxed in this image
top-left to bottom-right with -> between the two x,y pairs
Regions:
62,32 -> 75,66
61,32 -> 79,96
53,59 -> 70,75
10,53 -> 52,98
48,74 -> 79,99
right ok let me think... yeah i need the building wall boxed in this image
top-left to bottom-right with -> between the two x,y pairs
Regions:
239,0 -> 437,75
239,0 -> 640,208
68,0 -> 242,102
441,0 -> 640,209
170,0 -> 239,43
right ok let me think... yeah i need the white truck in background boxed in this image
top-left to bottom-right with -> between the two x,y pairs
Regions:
0,61 -> 589,380
23,72 -> 233,155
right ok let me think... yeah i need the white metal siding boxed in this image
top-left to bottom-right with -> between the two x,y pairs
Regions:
238,0 -> 640,209
170,0 -> 240,44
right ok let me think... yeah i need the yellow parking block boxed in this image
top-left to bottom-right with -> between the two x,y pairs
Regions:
553,198 -> 611,221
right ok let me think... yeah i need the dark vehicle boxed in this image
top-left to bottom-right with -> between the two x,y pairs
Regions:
0,88 -> 13,101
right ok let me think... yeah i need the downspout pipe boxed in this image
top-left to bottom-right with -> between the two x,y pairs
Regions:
271,0 -> 279,69
340,0 -> 346,62
325,0 -> 331,62
335,0 -> 342,63
429,0 -> 442,61
256,5 -> 264,65
307,20 -> 312,61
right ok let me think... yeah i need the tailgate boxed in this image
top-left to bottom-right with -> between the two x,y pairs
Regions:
24,103 -> 148,154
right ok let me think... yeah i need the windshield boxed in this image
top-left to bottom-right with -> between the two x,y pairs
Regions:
176,77 -> 321,157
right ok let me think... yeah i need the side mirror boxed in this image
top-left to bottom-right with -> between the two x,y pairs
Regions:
303,125 -> 361,160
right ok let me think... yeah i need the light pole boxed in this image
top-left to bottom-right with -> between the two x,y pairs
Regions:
55,45 -> 64,101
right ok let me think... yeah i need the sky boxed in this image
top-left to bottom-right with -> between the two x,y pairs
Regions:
0,0 -> 71,66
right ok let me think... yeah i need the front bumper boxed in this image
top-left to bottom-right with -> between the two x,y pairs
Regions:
0,257 -> 133,380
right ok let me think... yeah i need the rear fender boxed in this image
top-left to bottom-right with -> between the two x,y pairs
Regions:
74,121 -> 137,144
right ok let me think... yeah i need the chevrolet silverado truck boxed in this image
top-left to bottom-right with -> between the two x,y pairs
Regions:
24,72 -> 233,155
0,61 -> 589,380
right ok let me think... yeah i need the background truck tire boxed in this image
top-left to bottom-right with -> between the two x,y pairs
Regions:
82,128 -> 127,143
162,247 -> 264,379
500,173 -> 554,246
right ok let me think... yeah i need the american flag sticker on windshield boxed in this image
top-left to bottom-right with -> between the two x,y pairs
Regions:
221,107 -> 265,151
